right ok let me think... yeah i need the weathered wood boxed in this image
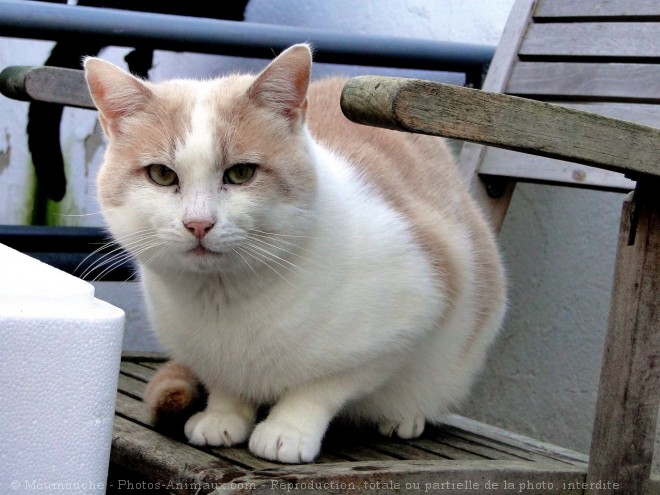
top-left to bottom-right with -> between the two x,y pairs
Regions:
428,427 -> 547,464
362,438 -> 456,461
586,185 -> 660,495
420,432 -> 533,462
136,360 -> 166,370
508,62 -> 660,103
478,0 -> 537,95
484,99 -> 659,190
209,446 -> 283,471
340,76 -> 660,179
112,415 -> 241,495
0,66 -> 33,101
534,0 -> 660,21
222,460 -> 587,495
458,0 -> 536,231
111,358 -> 590,490
115,389 -> 153,426
408,437 -> 497,461
121,351 -> 168,363
117,373 -> 149,401
328,444 -> 399,462
0,65 -> 94,109
479,149 -> 636,191
561,103 -> 660,129
116,390 -> 282,472
120,361 -> 158,382
520,22 -> 660,60
442,415 -> 589,466
650,479 -> 660,493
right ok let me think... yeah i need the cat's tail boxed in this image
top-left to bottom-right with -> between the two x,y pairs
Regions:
144,361 -> 203,423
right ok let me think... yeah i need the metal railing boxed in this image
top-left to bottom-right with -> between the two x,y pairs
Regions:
0,0 -> 493,80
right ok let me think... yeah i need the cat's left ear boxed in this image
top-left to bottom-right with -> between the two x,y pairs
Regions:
247,44 -> 312,125
84,57 -> 152,138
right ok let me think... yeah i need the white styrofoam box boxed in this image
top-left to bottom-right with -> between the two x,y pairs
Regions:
0,244 -> 125,494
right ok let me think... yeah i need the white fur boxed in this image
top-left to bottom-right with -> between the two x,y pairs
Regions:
99,73 -> 503,464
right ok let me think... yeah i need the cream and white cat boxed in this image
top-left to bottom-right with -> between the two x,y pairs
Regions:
85,44 -> 506,464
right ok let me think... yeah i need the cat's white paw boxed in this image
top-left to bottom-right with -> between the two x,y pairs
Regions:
184,410 -> 254,447
248,419 -> 322,463
378,415 -> 425,439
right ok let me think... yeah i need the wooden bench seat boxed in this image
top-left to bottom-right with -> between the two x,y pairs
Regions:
112,356 -> 588,493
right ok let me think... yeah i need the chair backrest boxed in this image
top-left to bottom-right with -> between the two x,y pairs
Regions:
461,0 -> 659,231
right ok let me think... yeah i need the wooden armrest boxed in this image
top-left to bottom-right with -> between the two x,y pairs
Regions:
0,66 -> 94,109
341,76 -> 660,180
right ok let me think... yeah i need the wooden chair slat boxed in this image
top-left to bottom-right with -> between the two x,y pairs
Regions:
508,62 -> 660,103
520,22 -> 660,61
480,149 -> 635,191
455,0 -> 536,232
534,0 -> 660,21
441,415 -> 589,466
120,361 -> 158,382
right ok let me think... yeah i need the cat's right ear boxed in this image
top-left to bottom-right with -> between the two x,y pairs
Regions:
247,44 -> 312,126
84,57 -> 152,138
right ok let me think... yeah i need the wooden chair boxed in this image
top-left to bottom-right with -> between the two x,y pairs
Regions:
1,0 -> 658,493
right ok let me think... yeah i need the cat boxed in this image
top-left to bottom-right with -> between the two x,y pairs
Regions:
84,44 -> 506,464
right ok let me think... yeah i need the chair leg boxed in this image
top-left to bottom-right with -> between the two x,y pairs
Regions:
587,181 -> 660,494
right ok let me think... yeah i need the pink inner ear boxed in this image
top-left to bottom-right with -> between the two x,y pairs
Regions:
247,45 -> 312,121
85,58 -> 152,134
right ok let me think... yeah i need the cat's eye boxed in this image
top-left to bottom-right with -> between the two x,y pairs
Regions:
147,164 -> 178,186
223,163 -> 257,185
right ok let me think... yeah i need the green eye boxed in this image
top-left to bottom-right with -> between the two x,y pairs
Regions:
224,163 -> 257,185
148,164 -> 178,186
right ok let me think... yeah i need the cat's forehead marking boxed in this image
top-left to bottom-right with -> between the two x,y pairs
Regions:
174,83 -> 218,176
172,77 -> 253,176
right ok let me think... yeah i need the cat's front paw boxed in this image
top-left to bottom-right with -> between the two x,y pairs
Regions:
378,415 -> 425,439
184,410 -> 254,447
249,419 -> 322,463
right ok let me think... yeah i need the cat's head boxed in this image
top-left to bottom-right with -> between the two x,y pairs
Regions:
85,45 -> 318,276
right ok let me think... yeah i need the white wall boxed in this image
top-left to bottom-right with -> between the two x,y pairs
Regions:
0,0 -> 626,455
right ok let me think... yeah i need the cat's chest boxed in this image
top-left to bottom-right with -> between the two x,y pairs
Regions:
153,277 -> 306,345
146,276 -> 340,385
154,280 -> 341,400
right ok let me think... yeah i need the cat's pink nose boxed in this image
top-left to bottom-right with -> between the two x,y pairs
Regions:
184,220 -> 214,240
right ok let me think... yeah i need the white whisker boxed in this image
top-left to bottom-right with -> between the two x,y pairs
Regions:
249,229 -> 320,240
242,242 -> 309,275
235,246 -> 297,289
299,209 -> 336,228
142,245 -> 169,269
55,211 -> 106,218
91,240 -> 163,282
88,251 -> 134,282
231,247 -> 261,280
77,230 -> 160,279
247,235 -> 326,269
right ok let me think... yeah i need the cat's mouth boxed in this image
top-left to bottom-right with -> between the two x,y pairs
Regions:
189,245 -> 222,256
